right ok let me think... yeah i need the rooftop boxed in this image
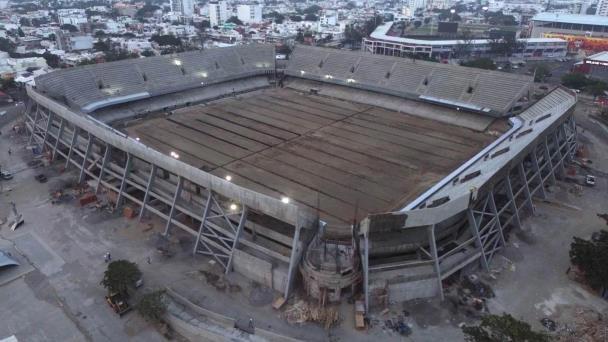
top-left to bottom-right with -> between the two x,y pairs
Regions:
531,12 -> 608,26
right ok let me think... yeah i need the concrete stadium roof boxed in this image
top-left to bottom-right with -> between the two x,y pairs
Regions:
531,13 -> 608,26
370,21 -> 566,46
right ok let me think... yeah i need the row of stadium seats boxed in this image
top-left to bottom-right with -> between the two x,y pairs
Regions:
286,45 -> 532,115
35,44 -> 275,112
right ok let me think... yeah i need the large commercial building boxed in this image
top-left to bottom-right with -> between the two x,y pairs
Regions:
530,13 -> 608,52
25,44 -> 577,311
364,21 -> 568,60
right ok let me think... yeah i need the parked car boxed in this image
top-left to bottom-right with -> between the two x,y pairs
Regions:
585,175 -> 596,187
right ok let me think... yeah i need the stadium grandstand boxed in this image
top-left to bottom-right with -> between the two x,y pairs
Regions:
364,21 -> 568,61
25,43 -> 578,311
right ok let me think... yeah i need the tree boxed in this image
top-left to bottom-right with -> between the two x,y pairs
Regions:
141,49 -> 155,57
226,16 -> 243,25
42,51 -> 61,68
100,260 -> 142,295
136,4 -> 160,18
94,39 -> 111,52
462,58 -> 496,70
303,5 -> 322,14
587,80 -> 608,97
150,34 -> 182,46
295,28 -> 305,43
137,290 -> 167,322
0,38 -> 16,53
462,314 -> 550,342
17,28 -> 25,37
290,15 -> 302,22
561,73 -> 588,90
60,24 -> 78,32
534,63 -> 551,82
304,13 -> 318,21
570,230 -> 608,290
454,28 -> 473,58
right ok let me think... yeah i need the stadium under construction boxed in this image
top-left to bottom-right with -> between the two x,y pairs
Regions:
24,44 -> 578,312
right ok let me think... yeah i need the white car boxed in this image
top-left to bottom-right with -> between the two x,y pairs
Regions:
585,175 -> 596,187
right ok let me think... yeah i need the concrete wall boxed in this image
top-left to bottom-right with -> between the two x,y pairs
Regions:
232,249 -> 273,288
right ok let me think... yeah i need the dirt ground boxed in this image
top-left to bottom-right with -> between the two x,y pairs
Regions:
0,96 -> 607,342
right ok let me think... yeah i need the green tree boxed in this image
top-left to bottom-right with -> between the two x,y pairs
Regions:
587,80 -> 608,97
93,39 -> 111,52
290,15 -> 302,22
561,73 -> 588,90
534,63 -> 551,82
150,34 -> 182,46
304,13 -> 318,21
462,314 -> 550,342
42,51 -> 61,68
140,49 -> 155,57
303,5 -> 322,14
226,16 -> 243,25
100,260 -> 142,295
0,37 -> 16,53
60,23 -> 78,32
570,230 -> 608,290
462,58 -> 496,70
137,290 -> 167,322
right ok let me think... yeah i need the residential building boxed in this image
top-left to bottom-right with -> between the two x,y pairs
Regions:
209,1 -> 228,27
237,4 -> 263,24
598,0 -> 608,16
170,0 -> 194,17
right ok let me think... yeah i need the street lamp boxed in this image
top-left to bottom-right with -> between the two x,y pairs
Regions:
450,9 -> 456,22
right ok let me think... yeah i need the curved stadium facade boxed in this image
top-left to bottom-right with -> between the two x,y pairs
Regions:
25,44 -> 578,310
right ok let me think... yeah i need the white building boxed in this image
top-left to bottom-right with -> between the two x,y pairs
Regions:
319,11 -> 337,26
237,4 -> 263,24
209,1 -> 228,27
598,0 -> 608,16
170,0 -> 194,17
407,0 -> 426,11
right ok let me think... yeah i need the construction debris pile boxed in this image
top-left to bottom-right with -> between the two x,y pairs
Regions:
444,274 -> 494,319
553,307 -> 608,341
282,300 -> 339,329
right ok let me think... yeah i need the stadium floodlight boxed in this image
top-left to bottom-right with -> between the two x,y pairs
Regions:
170,151 -> 180,159
325,75 -> 333,79
174,60 -> 182,66
229,203 -> 238,211
200,72 -> 208,77
346,78 -> 356,83
281,196 -> 290,204
135,137 -> 140,141
225,175 -> 232,181
300,70 -> 306,75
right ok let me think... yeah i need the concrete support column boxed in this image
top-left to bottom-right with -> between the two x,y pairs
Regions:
487,191 -> 506,246
79,133 -> 93,184
163,176 -> 183,236
96,144 -> 112,194
553,131 -> 566,179
28,104 -> 40,145
115,153 -> 132,210
52,118 -> 65,161
427,224 -> 444,300
138,164 -> 157,222
284,219 -> 302,299
518,162 -> 535,213
65,126 -> 79,169
530,151 -> 547,199
41,110 -> 54,150
467,208 -> 489,272
225,206 -> 248,274
542,138 -> 557,185
193,191 -> 213,255
363,231 -> 369,313
505,174 -> 522,229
